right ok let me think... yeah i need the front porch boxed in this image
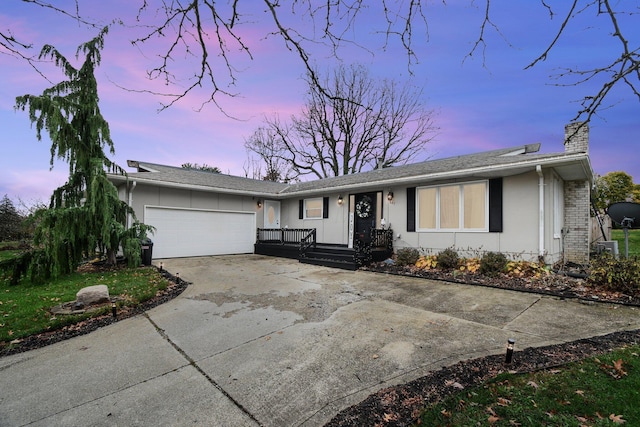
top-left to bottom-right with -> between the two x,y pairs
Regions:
254,228 -> 394,270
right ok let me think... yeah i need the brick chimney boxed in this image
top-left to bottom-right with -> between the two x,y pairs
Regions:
564,122 -> 589,154
562,121 -> 591,265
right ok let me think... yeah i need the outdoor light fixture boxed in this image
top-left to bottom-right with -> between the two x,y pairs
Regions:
387,191 -> 394,202
505,338 -> 515,364
159,262 -> 164,272
111,301 -> 117,319
257,200 -> 263,208
176,272 -> 180,284
337,195 -> 344,206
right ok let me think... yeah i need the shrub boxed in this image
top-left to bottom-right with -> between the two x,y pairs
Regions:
416,255 -> 438,270
436,248 -> 459,270
395,247 -> 420,267
459,258 -> 481,274
589,253 -> 640,294
506,260 -> 550,278
480,252 -> 508,277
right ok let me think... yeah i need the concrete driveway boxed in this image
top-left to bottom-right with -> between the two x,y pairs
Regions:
1,255 -> 639,426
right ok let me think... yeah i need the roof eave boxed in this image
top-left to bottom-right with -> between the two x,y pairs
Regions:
279,153 -> 594,197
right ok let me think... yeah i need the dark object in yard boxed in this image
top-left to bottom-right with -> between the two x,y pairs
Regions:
140,238 -> 153,266
505,338 -> 515,364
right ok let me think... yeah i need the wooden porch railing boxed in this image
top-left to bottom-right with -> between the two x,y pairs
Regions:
299,229 -> 317,259
354,228 -> 394,266
371,229 -> 394,252
256,227 -> 393,267
256,228 -> 315,244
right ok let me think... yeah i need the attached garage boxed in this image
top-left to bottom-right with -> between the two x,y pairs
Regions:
144,206 -> 256,259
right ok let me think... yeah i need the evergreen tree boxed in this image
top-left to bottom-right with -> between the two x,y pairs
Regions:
0,195 -> 23,241
11,27 -> 152,283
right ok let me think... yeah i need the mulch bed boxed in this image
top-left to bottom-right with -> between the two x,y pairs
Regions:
2,260 -> 640,426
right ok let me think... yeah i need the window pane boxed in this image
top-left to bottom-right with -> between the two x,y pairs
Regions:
463,182 -> 486,229
418,188 -> 436,229
440,185 -> 459,229
305,198 -> 322,218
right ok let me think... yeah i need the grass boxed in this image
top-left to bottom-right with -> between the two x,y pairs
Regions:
419,344 -> 640,426
0,241 -> 23,262
0,256 -> 169,345
612,228 -> 640,256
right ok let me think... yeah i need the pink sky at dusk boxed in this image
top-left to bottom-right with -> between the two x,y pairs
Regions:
1,1 -> 638,206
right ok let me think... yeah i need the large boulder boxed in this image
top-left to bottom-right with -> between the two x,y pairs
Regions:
76,285 -> 110,307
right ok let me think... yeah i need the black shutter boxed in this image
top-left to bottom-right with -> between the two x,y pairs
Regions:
406,187 -> 416,232
489,178 -> 503,232
299,199 -> 304,219
323,197 -> 329,218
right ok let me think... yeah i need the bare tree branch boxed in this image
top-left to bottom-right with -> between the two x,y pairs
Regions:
7,0 -> 639,124
533,0 -> 640,123
247,64 -> 437,180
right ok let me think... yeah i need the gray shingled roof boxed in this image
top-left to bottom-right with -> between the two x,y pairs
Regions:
111,143 -> 590,198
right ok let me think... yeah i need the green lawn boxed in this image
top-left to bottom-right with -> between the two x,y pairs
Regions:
0,262 -> 169,346
611,228 -> 640,256
419,344 -> 640,426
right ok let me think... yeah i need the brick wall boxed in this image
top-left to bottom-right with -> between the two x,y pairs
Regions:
564,122 -> 589,154
563,180 -> 591,264
563,121 -> 591,264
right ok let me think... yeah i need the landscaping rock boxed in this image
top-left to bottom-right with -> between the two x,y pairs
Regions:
76,285 -> 110,306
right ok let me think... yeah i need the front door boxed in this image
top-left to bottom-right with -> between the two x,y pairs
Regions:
264,200 -> 281,229
353,192 -> 377,244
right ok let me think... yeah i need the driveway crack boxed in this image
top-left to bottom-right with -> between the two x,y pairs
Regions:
143,313 -> 264,427
503,297 -> 541,331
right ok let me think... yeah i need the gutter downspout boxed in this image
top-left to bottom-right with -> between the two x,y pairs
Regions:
127,181 -> 137,229
536,165 -> 544,260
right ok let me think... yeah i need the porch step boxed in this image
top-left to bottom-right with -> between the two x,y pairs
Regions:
300,244 -> 358,270
299,256 -> 358,271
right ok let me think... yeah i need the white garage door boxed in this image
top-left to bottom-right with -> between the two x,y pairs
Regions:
144,206 -> 256,259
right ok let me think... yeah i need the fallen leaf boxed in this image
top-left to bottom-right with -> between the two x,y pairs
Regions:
613,359 -> 627,376
265,336 -> 271,341
372,354 -> 379,359
382,412 -> 397,422
486,406 -> 497,417
527,380 -> 539,389
497,397 -> 511,406
509,420 -> 521,426
575,390 -> 585,396
440,409 -> 451,418
445,380 -> 464,389
610,414 -> 626,424
488,415 -> 501,424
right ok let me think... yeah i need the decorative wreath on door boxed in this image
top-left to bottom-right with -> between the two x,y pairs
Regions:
355,196 -> 372,218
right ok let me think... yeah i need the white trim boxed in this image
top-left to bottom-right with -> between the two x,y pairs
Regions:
552,173 -> 564,239
536,165 -> 545,258
109,152 -> 592,199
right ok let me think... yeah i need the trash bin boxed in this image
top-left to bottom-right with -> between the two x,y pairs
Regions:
140,238 -> 153,266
